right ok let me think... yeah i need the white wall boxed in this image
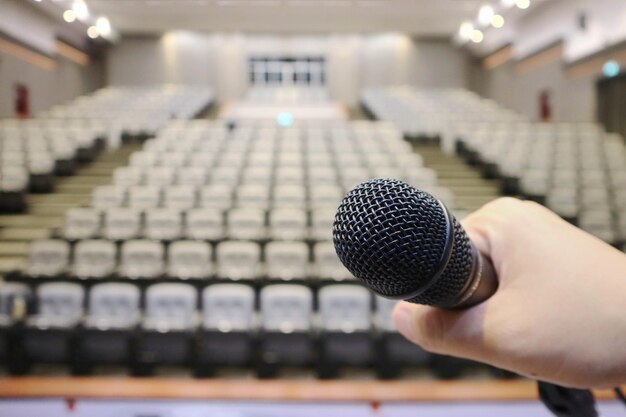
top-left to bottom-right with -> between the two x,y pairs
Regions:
479,59 -> 596,123
107,32 -> 470,106
0,51 -> 104,118
473,0 -> 625,122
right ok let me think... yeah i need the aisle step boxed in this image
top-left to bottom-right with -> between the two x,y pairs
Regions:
0,228 -> 51,241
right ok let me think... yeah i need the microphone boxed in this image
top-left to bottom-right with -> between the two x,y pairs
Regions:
333,178 -> 498,309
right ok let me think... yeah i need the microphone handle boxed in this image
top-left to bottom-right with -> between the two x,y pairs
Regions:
452,243 -> 499,309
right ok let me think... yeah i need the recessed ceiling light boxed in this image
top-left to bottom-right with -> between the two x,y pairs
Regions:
491,14 -> 505,28
63,9 -> 76,22
515,0 -> 530,9
470,29 -> 484,43
87,26 -> 99,39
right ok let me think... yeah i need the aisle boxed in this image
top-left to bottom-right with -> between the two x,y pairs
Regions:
413,143 -> 501,213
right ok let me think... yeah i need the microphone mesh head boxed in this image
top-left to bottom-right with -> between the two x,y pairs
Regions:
333,178 -> 473,306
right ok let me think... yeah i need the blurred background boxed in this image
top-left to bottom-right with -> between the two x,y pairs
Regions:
0,0 -> 625,415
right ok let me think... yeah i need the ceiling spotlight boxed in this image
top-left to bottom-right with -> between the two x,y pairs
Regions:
96,16 -> 111,36
459,21 -> 474,41
478,5 -> 494,26
63,9 -> 76,22
33,0 -> 43,3
501,0 -> 515,7
470,29 -> 484,43
72,0 -> 89,20
515,0 -> 530,9
491,14 -> 505,28
87,26 -> 99,39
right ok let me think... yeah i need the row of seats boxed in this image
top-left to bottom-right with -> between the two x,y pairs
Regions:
362,87 -> 626,249
0,281 -> 492,379
24,239 -> 350,281
41,85 -> 215,140
64,207 -> 336,241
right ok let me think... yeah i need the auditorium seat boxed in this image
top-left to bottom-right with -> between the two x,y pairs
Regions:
227,208 -> 266,240
265,241 -> 309,281
26,240 -> 70,277
373,296 -> 430,379
176,167 -> 207,186
73,240 -> 117,279
257,284 -> 314,378
200,184 -> 233,210
113,166 -> 143,187
310,208 -> 336,241
104,208 -> 142,240
185,208 -> 224,240
64,208 -> 102,240
144,166 -> 176,187
92,185 -> 127,210
75,283 -> 141,372
22,283 -> 84,368
128,185 -> 161,209
317,285 -> 373,378
144,208 -> 183,240
273,184 -> 306,208
119,240 -> 164,279
0,283 -> 31,367
135,283 -> 197,375
196,284 -> 256,376
236,184 -> 270,209
268,208 -> 307,241
167,240 -> 212,279
314,242 -> 353,281
216,241 -> 261,281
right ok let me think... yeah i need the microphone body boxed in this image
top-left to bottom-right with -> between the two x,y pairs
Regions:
333,178 -> 498,309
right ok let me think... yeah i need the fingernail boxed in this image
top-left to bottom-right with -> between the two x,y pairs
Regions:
393,302 -> 414,339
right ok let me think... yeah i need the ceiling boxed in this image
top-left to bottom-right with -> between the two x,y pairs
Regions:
80,0 -> 486,36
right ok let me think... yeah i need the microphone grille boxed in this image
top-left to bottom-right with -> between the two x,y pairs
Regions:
333,178 -> 473,306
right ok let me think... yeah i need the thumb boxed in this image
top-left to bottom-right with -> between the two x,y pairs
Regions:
392,300 -> 491,360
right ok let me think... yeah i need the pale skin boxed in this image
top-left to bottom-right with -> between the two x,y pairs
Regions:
392,197 -> 626,389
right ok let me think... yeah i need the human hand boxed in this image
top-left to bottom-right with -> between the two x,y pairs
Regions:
393,198 -> 626,388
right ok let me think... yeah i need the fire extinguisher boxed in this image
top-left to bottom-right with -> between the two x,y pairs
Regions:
14,83 -> 30,119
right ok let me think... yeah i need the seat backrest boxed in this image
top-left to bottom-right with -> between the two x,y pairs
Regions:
113,166 -> 143,186
311,208 -> 337,241
0,283 -> 31,323
73,239 -> 117,278
120,239 -> 164,278
260,284 -> 312,332
314,242 -> 353,281
168,240 -> 212,279
373,296 -> 397,332
144,166 -> 176,187
199,184 -> 234,210
309,185 -> 343,209
128,185 -> 161,209
87,283 -> 141,329
318,285 -> 371,332
216,241 -> 261,280
104,208 -> 141,240
265,241 -> 309,280
273,184 -> 306,207
236,184 -> 270,208
144,208 -> 182,240
163,185 -> 197,210
185,208 -> 224,240
144,283 -> 197,330
177,167 -> 207,186
34,282 -> 84,327
64,207 -> 101,240
227,208 -> 266,240
269,208 -> 307,240
27,239 -> 70,277
202,284 -> 255,331
92,185 -> 127,210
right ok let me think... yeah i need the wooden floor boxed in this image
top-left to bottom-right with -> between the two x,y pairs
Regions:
414,143 -> 500,213
0,377 -> 620,401
0,144 -> 141,275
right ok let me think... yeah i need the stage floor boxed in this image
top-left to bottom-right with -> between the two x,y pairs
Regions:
219,101 -> 348,122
